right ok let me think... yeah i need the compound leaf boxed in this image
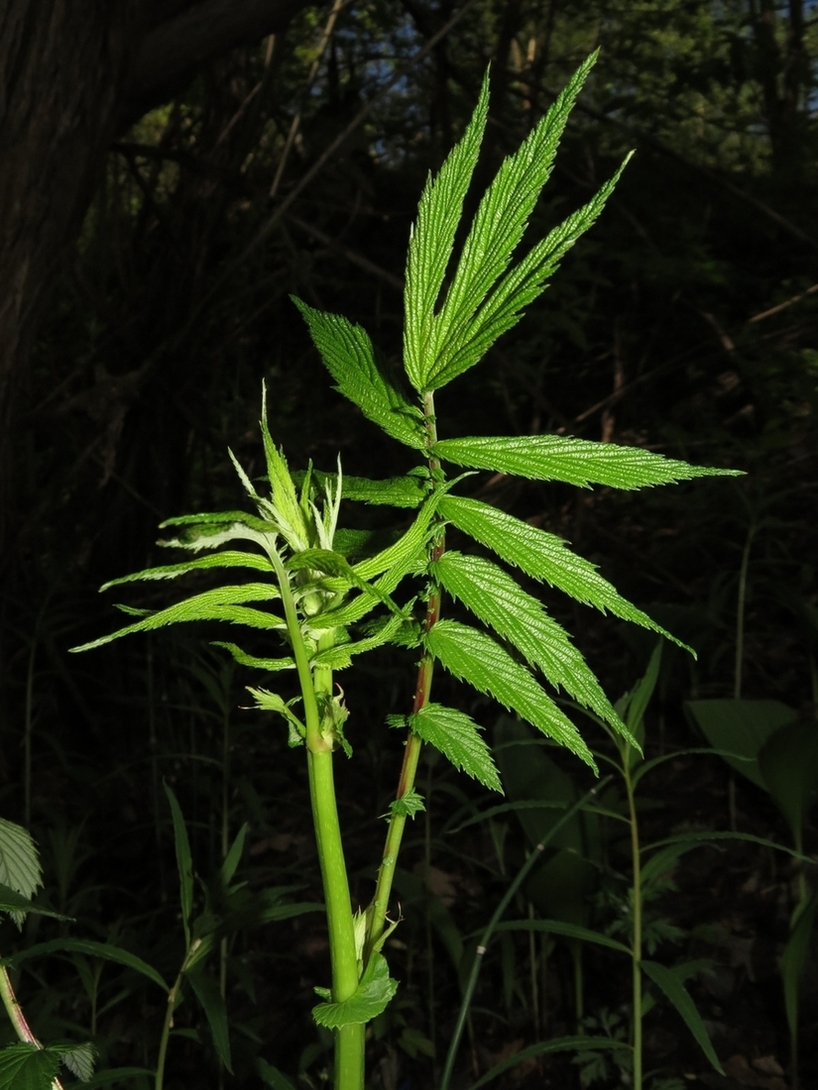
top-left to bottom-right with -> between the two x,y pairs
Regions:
403,69 -> 490,391
0,1044 -> 59,1090
426,54 -> 599,390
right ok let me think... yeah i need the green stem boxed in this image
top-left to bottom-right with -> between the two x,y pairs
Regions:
439,778 -> 612,1090
623,754 -> 642,1090
271,549 -> 362,1089
0,964 -> 64,1090
155,938 -> 201,1090
365,391 -> 444,963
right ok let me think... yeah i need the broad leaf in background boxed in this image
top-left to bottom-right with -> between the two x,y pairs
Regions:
684,699 -> 798,789
0,1044 -> 59,1090
642,961 -> 724,1075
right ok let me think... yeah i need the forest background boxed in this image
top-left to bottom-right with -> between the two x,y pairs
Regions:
0,1 -> 817,1088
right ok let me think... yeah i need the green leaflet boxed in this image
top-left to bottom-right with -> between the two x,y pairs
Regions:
0,819 -> 42,904
426,158 -> 630,389
418,54 -> 619,391
432,552 -> 633,744
410,703 -> 502,792
296,470 -> 427,509
54,1043 -> 97,1083
439,495 -> 690,651
292,297 -> 424,449
101,550 -> 274,590
424,620 -> 594,769
434,434 -> 743,489
69,584 -> 285,653
403,69 -> 490,391
211,642 -> 295,672
353,494 -> 439,582
312,953 -> 398,1028
311,612 -> 410,669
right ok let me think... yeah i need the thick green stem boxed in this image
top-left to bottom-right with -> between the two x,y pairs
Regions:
271,550 -> 361,1089
365,391 -> 444,963
624,755 -> 642,1090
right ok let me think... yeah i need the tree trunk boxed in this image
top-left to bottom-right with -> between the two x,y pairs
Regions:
0,0 -> 315,568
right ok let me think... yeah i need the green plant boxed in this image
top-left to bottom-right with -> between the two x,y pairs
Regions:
64,54 -> 741,1090
457,645 -> 814,1090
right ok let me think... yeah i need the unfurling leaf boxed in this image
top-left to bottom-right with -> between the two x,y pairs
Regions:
312,953 -> 398,1027
389,790 -> 426,819
410,703 -> 502,792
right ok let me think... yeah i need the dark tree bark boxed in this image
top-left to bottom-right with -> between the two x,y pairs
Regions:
0,0 -> 317,567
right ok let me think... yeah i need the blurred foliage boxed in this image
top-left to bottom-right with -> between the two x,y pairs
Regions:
0,0 -> 816,1086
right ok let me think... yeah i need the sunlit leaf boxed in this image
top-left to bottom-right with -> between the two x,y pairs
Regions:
101,550 -> 274,590
292,298 -> 424,449
403,69 -> 490,391
70,584 -> 285,653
